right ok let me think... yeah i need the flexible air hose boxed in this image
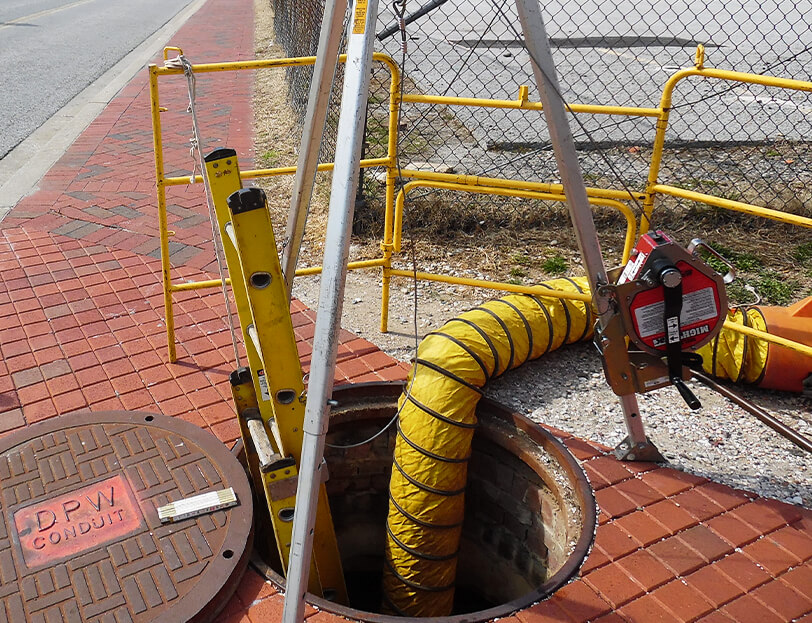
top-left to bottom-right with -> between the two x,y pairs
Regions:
383,277 -> 807,616
382,277 -> 593,616
696,307 -> 768,385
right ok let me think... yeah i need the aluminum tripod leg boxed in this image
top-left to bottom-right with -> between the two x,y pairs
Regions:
282,0 -> 380,621
514,0 -> 662,462
282,0 -> 350,298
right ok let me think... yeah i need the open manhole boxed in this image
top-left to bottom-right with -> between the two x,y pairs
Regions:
257,382 -> 596,621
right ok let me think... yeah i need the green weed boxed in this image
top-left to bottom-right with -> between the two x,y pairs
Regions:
794,241 -> 812,265
542,255 -> 567,275
260,149 -> 280,166
754,273 -> 799,306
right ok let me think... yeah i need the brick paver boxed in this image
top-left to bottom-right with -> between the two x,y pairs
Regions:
0,0 -> 809,621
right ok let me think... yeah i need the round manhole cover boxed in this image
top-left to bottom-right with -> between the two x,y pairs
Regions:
0,411 -> 253,623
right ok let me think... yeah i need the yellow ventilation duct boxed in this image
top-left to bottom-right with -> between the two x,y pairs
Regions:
382,277 -> 592,616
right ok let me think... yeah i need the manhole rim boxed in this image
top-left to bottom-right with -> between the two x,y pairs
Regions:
0,410 -> 254,623
260,381 -> 596,623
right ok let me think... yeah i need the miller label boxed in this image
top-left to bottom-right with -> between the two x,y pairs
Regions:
13,474 -> 144,568
353,0 -> 368,34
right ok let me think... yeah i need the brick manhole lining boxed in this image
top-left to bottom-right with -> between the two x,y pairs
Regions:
0,411 -> 253,623
256,382 -> 596,622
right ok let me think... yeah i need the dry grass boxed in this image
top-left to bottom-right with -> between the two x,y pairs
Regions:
252,0 -> 333,265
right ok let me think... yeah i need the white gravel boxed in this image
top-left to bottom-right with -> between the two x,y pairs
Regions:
293,264 -> 811,508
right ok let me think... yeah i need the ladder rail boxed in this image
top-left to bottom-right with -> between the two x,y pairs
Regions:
203,149 -> 347,602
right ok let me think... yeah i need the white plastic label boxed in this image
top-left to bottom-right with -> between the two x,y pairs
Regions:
666,316 -> 680,344
635,287 -> 718,338
257,369 -> 271,401
618,251 -> 647,284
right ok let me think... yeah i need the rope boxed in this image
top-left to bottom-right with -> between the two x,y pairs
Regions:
168,55 -> 242,367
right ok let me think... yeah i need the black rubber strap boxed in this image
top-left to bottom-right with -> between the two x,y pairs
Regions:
425,331 -> 492,381
536,282 -> 573,343
392,456 -> 467,496
404,393 -> 479,429
413,358 -> 484,395
388,494 -> 464,529
750,307 -> 768,386
383,557 -> 456,592
444,318 -> 500,379
663,276 -> 683,381
491,298 -> 534,366
527,294 -> 555,355
474,305 -> 515,373
385,522 -> 460,561
396,421 -> 471,463
662,275 -> 701,409
563,276 -> 593,342
380,592 -> 409,617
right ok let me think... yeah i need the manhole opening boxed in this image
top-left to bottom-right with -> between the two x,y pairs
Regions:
259,383 -> 595,621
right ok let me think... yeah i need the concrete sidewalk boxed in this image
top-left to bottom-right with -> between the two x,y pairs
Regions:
0,0 -> 809,621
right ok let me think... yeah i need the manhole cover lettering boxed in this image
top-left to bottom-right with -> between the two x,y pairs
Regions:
14,474 -> 144,568
0,412 -> 252,623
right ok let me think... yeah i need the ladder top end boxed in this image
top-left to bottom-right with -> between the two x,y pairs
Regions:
205,147 -> 238,163
227,187 -> 267,214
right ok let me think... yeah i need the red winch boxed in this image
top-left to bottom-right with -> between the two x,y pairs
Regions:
598,230 -> 733,409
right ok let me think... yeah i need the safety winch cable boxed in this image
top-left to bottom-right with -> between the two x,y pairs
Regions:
167,54 -> 241,366
393,0 -> 505,151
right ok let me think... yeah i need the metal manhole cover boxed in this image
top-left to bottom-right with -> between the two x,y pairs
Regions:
0,411 -> 253,623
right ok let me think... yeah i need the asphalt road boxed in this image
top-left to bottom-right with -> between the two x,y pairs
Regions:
0,0 -> 196,159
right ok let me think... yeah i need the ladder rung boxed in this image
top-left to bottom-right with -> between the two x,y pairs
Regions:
224,220 -> 237,250
267,416 -> 285,456
246,325 -> 264,367
246,416 -> 282,472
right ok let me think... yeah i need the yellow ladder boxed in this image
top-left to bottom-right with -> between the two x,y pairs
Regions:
203,147 -> 347,603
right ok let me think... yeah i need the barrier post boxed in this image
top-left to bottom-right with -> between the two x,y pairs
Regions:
148,63 -> 177,362
380,50 -> 402,333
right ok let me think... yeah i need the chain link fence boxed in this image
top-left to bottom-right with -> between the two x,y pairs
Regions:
270,0 -> 811,296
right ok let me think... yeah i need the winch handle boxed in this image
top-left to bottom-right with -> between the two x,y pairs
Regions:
673,377 -> 702,410
688,239 -> 736,285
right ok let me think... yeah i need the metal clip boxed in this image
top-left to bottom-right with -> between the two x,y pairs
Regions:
688,238 -> 736,284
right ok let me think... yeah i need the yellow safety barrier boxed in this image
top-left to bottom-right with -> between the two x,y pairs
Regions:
149,46 -> 812,366
640,45 -> 812,232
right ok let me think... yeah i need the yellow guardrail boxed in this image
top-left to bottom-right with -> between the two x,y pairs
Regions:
149,46 -> 811,364
640,44 -> 812,232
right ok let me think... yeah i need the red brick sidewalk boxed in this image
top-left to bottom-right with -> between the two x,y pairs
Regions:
0,0 -> 809,621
